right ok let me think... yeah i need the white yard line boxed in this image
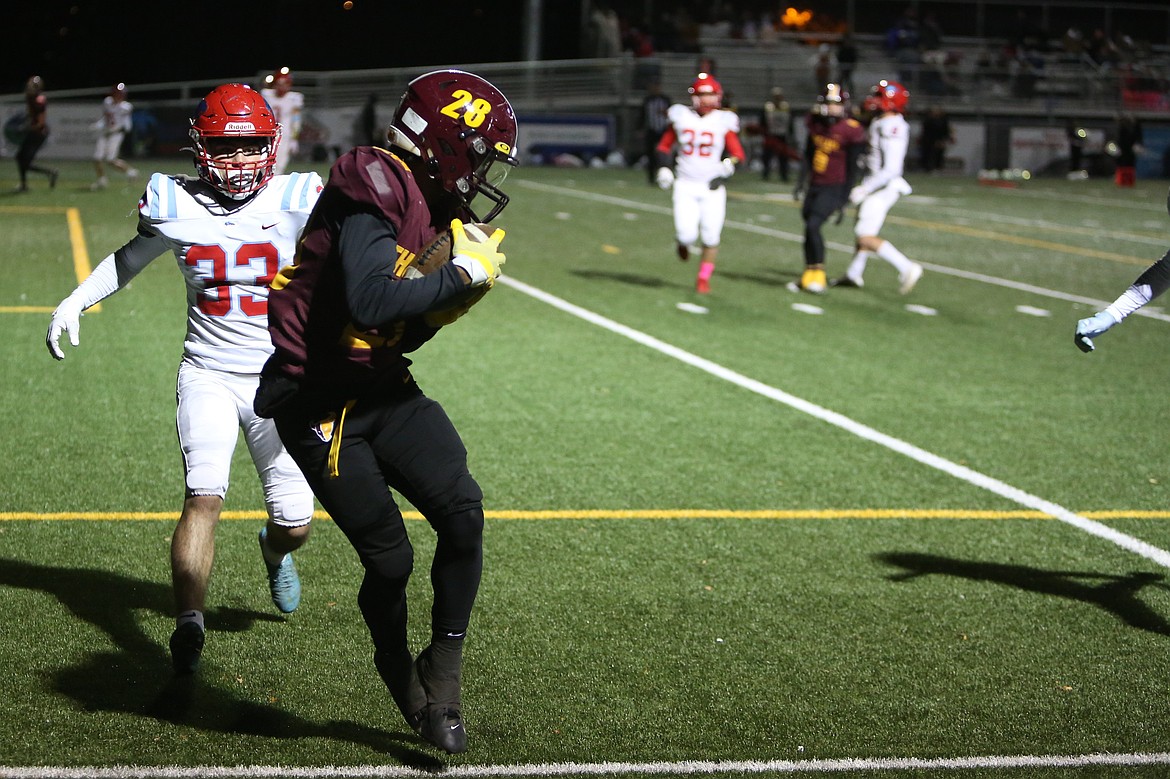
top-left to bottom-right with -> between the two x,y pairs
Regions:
6,751 -> 1170,777
500,276 -> 1170,569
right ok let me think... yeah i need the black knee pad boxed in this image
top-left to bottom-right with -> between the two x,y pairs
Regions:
431,507 -> 484,555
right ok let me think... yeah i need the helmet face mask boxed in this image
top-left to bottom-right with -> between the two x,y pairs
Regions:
189,83 -> 280,199
386,70 -> 518,223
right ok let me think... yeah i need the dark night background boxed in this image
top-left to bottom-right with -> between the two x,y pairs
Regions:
8,0 -> 1170,95
4,1 -> 571,93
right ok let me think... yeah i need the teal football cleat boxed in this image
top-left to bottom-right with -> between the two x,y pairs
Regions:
259,527 -> 301,613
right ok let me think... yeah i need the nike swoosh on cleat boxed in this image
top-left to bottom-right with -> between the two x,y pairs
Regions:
262,223 -> 278,229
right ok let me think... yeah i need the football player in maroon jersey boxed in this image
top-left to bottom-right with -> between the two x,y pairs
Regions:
791,83 -> 867,294
256,70 -> 517,754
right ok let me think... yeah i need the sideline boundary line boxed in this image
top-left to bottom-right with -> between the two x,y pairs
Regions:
4,509 -> 1170,522
5,750 -> 1170,777
499,274 -> 1170,569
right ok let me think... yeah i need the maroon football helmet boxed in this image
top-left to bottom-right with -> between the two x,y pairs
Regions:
188,83 -> 281,199
386,70 -> 519,222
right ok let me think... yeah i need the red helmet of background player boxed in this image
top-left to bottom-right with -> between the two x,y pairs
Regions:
188,83 -> 281,199
386,69 -> 519,223
689,73 -> 723,115
866,80 -> 909,113
268,67 -> 293,95
111,82 -> 128,100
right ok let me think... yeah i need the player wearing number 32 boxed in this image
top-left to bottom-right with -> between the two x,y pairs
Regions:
45,83 -> 323,675
655,73 -> 745,294
255,70 -> 517,754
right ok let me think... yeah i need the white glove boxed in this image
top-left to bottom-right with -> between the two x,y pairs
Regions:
449,220 -> 506,287
720,158 -> 736,178
1074,310 -> 1119,353
849,185 -> 868,205
46,298 -> 84,360
655,167 -> 674,190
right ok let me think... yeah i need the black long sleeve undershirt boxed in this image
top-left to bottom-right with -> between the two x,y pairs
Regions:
1133,249 -> 1170,299
338,211 -> 468,331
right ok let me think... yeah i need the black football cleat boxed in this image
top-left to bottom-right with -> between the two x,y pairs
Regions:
421,705 -> 468,754
169,622 -> 205,675
413,642 -> 468,752
374,649 -> 426,733
829,275 -> 863,288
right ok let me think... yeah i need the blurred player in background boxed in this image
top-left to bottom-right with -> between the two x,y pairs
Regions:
262,68 -> 304,174
91,82 -> 138,190
791,83 -> 866,294
655,73 -> 745,294
255,69 -> 517,754
16,75 -> 58,192
833,80 -> 923,294
46,83 -> 322,675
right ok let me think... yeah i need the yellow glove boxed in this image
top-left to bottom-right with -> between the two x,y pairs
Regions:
449,219 -> 505,288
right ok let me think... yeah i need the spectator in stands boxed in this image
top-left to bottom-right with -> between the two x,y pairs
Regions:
836,33 -> 859,94
885,7 -> 921,87
585,1 -> 622,58
810,43 -> 837,92
918,12 -> 949,96
918,106 -> 952,173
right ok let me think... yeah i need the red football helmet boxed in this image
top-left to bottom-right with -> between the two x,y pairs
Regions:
814,82 -> 850,120
188,83 -> 281,199
111,82 -> 128,100
386,70 -> 518,223
267,67 -> 293,95
689,73 -> 723,115
867,80 -> 909,113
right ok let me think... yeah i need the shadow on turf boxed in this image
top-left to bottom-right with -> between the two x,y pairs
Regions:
0,558 -> 442,767
876,552 -> 1170,636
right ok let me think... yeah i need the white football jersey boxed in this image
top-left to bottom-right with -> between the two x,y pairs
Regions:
666,104 -> 741,183
138,171 -> 322,374
261,88 -> 304,130
860,112 -> 910,192
100,96 -> 134,134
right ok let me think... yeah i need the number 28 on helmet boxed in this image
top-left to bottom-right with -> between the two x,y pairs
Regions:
188,83 -> 281,200
386,70 -> 519,223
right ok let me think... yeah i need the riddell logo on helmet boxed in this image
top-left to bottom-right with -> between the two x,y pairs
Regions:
225,122 -> 257,133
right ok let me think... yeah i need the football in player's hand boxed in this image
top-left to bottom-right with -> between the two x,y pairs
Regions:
399,223 -> 496,279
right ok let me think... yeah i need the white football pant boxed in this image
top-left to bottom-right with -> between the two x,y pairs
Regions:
176,360 -> 313,526
672,177 -> 726,248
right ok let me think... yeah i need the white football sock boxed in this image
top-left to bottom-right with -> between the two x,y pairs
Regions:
876,241 -> 914,274
846,250 -> 869,281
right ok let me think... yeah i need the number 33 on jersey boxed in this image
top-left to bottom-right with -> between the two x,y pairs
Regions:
137,170 -> 323,373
